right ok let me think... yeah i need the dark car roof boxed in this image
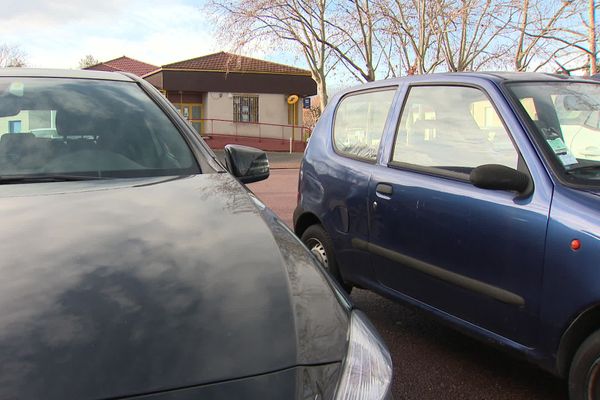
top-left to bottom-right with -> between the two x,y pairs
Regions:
0,68 -> 134,82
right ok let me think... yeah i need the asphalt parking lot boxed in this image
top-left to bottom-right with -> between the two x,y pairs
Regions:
248,159 -> 568,400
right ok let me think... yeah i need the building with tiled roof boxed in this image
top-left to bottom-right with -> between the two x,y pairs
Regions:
85,56 -> 159,77
144,52 -> 315,97
162,52 -> 311,76
86,63 -> 120,73
86,52 -> 316,151
145,52 -> 316,151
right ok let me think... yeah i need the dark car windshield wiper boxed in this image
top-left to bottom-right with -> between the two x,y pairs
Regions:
0,174 -> 107,184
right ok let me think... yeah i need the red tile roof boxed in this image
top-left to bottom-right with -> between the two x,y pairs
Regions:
162,52 -> 310,76
86,63 -> 120,72
85,56 -> 159,77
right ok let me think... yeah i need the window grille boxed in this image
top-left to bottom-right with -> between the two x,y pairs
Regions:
233,96 -> 259,122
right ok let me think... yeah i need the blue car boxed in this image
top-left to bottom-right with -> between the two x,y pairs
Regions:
294,72 -> 600,400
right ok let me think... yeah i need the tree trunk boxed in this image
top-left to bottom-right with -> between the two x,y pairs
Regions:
590,0 -> 597,75
310,69 -> 328,111
318,78 -> 328,110
515,0 -> 529,71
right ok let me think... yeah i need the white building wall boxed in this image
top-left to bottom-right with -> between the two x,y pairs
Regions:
203,92 -> 304,141
204,92 -> 232,121
259,94 -> 287,125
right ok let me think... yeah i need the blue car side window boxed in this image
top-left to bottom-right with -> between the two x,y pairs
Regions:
392,85 -> 519,176
333,89 -> 396,161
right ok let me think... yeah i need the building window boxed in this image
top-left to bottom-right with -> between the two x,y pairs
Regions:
233,95 -> 259,122
8,120 -> 21,133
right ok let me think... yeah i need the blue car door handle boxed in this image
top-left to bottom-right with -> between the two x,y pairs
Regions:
376,183 -> 393,196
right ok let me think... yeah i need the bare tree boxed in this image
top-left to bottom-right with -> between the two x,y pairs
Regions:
79,54 -> 100,69
318,0 -> 381,82
433,0 -> 515,72
588,0 -> 597,74
507,0 -> 580,72
376,0 -> 444,74
0,44 -> 26,68
553,0 -> 597,75
303,103 -> 322,131
208,0 -> 336,109
512,0 -> 599,74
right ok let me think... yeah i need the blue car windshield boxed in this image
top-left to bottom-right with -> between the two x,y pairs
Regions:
507,81 -> 600,184
0,78 -> 199,180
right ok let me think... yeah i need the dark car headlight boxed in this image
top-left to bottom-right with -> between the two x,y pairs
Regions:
334,310 -> 392,400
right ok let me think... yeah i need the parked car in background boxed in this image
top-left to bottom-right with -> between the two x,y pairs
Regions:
0,69 -> 392,400
294,72 -> 600,400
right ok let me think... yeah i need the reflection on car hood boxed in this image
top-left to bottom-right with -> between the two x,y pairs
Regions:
586,188 -> 600,198
0,174 -> 349,400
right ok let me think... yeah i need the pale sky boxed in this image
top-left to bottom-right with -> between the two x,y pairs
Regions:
0,0 -> 274,69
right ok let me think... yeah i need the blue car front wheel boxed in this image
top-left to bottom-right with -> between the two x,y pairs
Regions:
301,224 -> 352,293
570,329 -> 600,400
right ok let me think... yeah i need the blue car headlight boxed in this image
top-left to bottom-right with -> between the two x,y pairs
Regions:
334,310 -> 392,400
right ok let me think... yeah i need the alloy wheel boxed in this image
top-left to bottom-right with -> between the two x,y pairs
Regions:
307,238 -> 329,269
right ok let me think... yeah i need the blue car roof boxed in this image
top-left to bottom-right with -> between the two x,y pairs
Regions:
337,71 -> 594,96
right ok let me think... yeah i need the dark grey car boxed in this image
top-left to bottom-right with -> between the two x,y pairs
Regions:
0,69 -> 392,400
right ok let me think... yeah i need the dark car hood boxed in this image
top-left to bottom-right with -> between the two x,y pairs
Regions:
0,174 -> 349,400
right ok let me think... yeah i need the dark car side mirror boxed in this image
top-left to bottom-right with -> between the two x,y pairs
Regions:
223,144 -> 270,184
470,164 -> 531,195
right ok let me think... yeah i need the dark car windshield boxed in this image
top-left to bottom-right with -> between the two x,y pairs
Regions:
0,77 -> 199,181
506,81 -> 600,185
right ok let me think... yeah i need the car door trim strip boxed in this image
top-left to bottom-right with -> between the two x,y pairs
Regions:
351,238 -> 525,306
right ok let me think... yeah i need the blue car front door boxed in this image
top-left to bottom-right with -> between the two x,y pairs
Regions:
366,84 -> 551,346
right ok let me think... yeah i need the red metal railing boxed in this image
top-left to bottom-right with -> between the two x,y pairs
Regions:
199,118 -> 311,143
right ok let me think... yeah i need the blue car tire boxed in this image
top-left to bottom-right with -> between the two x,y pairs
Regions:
301,224 -> 352,293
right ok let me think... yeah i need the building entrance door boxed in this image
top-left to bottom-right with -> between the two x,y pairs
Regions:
175,103 -> 203,134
